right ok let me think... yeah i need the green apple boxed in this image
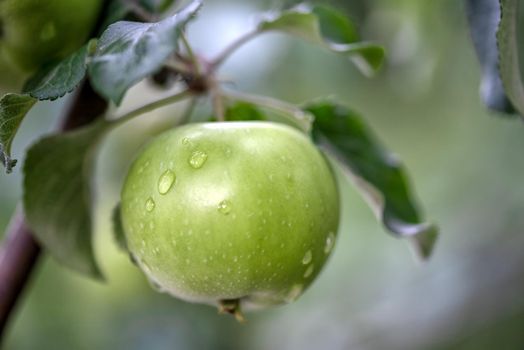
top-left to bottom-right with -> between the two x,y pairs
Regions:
121,122 -> 340,318
0,0 -> 102,89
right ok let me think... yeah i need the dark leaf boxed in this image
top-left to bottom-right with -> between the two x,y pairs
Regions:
258,4 -> 385,76
0,94 -> 37,173
88,0 -> 202,105
23,45 -> 90,101
497,0 -> 524,116
112,202 -> 128,250
466,0 -> 515,114
23,119 -> 111,278
306,101 -> 438,259
225,102 -> 266,121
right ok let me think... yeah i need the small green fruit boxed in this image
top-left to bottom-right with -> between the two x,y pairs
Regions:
0,0 -> 102,89
121,122 -> 340,316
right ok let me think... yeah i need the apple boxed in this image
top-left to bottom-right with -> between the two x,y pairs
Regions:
120,122 -> 340,318
0,0 -> 103,89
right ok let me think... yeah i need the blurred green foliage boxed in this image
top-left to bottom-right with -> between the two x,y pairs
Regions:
1,0 -> 524,349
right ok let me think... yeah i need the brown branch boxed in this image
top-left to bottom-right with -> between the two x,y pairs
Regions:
0,210 -> 40,339
0,81 -> 108,343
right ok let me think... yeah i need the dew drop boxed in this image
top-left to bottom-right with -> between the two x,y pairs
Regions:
189,150 -> 208,169
324,232 -> 336,254
302,250 -> 313,265
304,264 -> 314,278
145,197 -> 155,212
182,137 -> 190,145
286,284 -> 304,302
218,200 -> 232,215
140,259 -> 152,273
158,169 -> 176,194
149,279 -> 164,292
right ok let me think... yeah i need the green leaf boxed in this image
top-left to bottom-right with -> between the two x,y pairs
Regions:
23,119 -> 111,278
258,4 -> 385,76
112,202 -> 128,250
306,101 -> 438,259
223,90 -> 313,133
225,102 -> 266,121
0,94 -> 37,173
497,0 -> 524,116
23,45 -> 90,101
466,0 -> 515,114
88,0 -> 202,105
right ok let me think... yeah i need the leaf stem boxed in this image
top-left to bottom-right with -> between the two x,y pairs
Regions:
210,29 -> 260,71
180,32 -> 201,75
178,97 -> 198,125
210,81 -> 225,121
110,89 -> 193,127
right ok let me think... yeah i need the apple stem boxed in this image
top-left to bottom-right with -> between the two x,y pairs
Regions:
218,299 -> 246,323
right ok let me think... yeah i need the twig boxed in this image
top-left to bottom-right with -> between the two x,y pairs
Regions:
110,89 -> 193,126
210,29 -> 260,71
0,210 -> 40,341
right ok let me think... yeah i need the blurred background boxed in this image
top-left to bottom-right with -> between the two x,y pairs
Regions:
2,0 -> 524,349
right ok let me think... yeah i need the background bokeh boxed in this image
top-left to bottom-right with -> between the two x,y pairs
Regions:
2,0 -> 524,349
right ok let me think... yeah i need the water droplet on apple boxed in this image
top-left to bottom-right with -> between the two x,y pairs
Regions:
304,264 -> 314,278
148,278 -> 165,292
302,250 -> 313,265
145,197 -> 155,212
140,258 -> 152,273
218,200 -> 232,214
286,284 -> 304,302
188,150 -> 208,168
158,169 -> 176,194
324,232 -> 336,254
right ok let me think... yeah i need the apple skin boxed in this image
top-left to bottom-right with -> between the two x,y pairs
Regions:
0,0 -> 102,88
121,122 -> 340,310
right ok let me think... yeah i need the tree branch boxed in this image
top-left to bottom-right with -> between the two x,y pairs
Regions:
0,80 -> 108,343
0,210 -> 40,339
